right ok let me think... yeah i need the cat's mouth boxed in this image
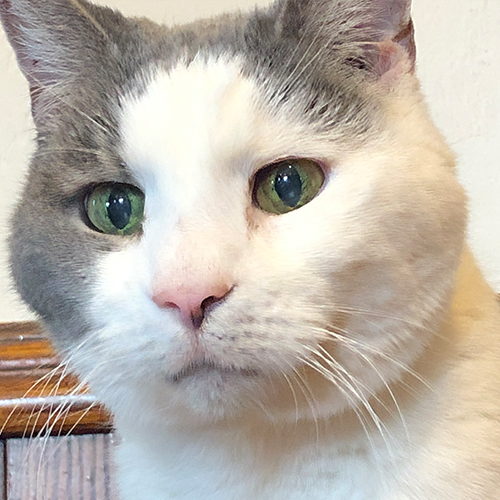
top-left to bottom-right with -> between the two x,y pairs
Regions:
169,360 -> 258,383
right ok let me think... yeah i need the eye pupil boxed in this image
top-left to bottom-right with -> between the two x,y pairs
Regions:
107,190 -> 132,230
274,165 -> 303,207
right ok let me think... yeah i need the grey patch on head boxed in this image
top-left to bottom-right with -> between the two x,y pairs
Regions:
226,0 -> 413,137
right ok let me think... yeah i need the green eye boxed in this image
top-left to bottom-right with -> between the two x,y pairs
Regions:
86,183 -> 145,236
253,159 -> 325,214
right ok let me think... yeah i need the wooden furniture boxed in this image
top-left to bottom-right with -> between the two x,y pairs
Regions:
0,322 -> 116,500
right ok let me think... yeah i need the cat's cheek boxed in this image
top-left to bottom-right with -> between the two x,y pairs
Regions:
74,244 -> 168,366
89,245 -> 152,321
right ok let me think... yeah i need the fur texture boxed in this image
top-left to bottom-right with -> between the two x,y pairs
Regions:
1,0 -> 499,498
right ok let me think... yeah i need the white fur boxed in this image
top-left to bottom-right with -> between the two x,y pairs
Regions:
68,58 -> 500,499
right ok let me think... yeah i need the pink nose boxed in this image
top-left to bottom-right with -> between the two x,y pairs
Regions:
152,282 -> 233,329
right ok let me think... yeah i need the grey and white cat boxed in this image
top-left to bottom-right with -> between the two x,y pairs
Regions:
2,0 -> 500,498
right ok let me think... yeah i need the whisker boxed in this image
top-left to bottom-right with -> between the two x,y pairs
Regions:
27,362 -> 72,440
297,354 -> 387,461
314,339 -> 410,445
284,360 -> 321,446
313,324 -> 433,393
280,370 -> 300,428
333,304 -> 435,333
299,354 -> 397,483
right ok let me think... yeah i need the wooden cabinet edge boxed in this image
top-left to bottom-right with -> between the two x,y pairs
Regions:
0,322 -> 113,438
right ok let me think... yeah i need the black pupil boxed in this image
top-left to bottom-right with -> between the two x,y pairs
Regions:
274,164 -> 302,207
107,189 -> 132,230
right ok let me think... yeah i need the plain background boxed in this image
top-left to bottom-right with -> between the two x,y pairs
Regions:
0,0 -> 499,321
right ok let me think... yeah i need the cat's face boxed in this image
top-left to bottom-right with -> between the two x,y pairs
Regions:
2,0 -> 466,425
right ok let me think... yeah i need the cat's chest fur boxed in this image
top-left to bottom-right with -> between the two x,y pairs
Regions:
116,434 -> 382,500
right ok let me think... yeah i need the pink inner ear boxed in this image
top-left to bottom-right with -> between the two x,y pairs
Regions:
369,0 -> 416,80
394,18 -> 416,66
372,0 -> 412,29
371,10 -> 416,86
373,40 -> 413,87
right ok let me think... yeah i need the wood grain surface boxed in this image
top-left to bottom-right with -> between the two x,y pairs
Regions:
0,323 -> 113,439
6,434 -> 118,500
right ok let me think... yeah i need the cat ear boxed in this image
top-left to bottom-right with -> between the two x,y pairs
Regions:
276,0 -> 415,84
369,0 -> 415,83
0,0 -> 123,124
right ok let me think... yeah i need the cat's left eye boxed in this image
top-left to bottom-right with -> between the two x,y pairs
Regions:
253,159 -> 325,215
85,183 -> 145,236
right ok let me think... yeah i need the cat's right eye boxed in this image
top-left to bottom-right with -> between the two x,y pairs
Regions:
85,183 -> 145,236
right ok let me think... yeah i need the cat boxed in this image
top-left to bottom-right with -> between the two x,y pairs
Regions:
1,0 -> 500,498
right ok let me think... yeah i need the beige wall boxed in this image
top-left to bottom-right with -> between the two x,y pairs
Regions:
0,0 -> 499,321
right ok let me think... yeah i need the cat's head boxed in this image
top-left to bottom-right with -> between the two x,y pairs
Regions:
1,0 -> 466,426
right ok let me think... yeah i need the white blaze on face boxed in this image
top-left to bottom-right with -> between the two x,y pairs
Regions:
119,58 -> 262,213
115,57 -> 324,315
118,57 -> 331,217
116,59 -> 269,311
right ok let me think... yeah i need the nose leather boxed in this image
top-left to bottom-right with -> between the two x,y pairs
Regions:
153,281 -> 233,329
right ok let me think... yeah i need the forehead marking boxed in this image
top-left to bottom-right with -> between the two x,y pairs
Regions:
119,58 -> 261,192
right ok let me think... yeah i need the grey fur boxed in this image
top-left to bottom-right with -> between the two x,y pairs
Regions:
0,0 -> 414,346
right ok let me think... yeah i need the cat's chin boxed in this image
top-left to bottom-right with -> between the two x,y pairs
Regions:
168,360 -> 258,384
160,364 -> 266,422
158,362 -> 352,425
